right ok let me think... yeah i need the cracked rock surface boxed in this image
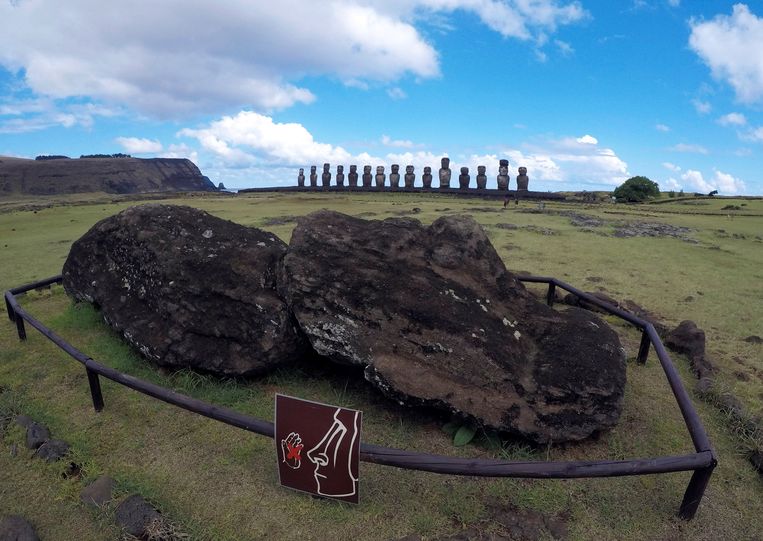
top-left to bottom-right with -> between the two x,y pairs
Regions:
63,204 -> 306,376
279,210 -> 626,443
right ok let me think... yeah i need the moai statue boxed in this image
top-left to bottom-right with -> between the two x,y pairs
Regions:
309,166 -> 318,187
362,165 -> 372,187
404,165 -> 415,188
375,165 -> 386,187
297,168 -> 305,187
322,163 -> 331,187
389,164 -> 400,188
476,165 -> 487,189
336,165 -> 345,187
497,159 -> 509,190
516,166 -> 529,191
439,157 -> 451,188
459,167 -> 470,189
348,165 -> 358,187
422,166 -> 433,188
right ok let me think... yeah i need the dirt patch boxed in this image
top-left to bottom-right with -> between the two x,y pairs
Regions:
426,503 -> 568,540
613,221 -> 694,241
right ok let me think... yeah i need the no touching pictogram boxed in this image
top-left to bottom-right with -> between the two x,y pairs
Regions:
274,394 -> 362,503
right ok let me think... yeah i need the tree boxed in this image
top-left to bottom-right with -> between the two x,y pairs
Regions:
613,176 -> 660,203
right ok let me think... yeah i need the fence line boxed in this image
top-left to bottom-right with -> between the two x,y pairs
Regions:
4,274 -> 715,519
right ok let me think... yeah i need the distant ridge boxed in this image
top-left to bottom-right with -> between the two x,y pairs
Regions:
0,156 -> 217,196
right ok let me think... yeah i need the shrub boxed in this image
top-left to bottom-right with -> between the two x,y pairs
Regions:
613,176 -> 660,203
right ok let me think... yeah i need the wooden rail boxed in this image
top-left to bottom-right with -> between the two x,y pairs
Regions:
4,275 -> 715,519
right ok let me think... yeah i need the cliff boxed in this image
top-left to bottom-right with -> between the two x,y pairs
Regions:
0,156 -> 217,196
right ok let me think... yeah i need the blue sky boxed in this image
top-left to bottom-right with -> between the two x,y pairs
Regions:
0,1 -> 761,194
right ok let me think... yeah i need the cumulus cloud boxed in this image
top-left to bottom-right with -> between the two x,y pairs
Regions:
691,98 -> 712,114
717,112 -> 747,126
689,4 -> 763,105
0,0 -> 585,117
655,123 -> 670,132
381,135 -> 417,148
669,143 -> 709,154
742,125 -> 763,142
576,134 -> 598,144
0,98 -> 118,133
662,162 -> 681,172
680,169 -> 746,194
116,137 -> 163,154
387,87 -> 408,100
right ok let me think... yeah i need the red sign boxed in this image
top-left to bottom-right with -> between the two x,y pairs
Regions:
275,394 -> 362,503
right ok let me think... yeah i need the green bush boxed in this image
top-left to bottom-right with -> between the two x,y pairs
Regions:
613,176 -> 660,202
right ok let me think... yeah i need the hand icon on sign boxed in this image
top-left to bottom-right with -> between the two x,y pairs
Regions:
281,432 -> 303,469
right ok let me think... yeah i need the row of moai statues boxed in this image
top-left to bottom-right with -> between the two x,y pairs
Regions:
297,158 -> 529,190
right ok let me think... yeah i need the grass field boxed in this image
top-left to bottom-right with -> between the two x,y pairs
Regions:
1,191 -> 761,540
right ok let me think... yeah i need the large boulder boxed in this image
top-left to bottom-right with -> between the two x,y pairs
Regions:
63,204 -> 306,377
279,211 -> 626,443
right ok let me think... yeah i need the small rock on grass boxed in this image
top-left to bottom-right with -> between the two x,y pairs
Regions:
743,335 -> 762,344
25,423 -> 49,450
33,439 -> 69,462
115,495 -> 160,537
80,476 -> 116,507
0,515 -> 40,541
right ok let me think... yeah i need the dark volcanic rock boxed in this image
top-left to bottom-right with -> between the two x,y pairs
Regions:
0,516 -> 39,541
563,291 -> 619,314
80,476 -> 116,507
279,211 -> 626,443
115,495 -> 160,537
63,204 -> 306,377
665,320 -> 715,379
25,423 -> 49,450
34,439 -> 69,462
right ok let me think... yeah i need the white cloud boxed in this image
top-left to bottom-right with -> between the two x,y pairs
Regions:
116,137 -> 163,154
576,134 -> 598,145
717,112 -> 747,126
691,98 -> 712,114
680,168 -> 746,194
742,125 -> 763,142
381,135 -> 417,148
655,123 -> 671,132
179,110 -> 359,166
387,87 -> 408,100
669,143 -> 709,154
0,98 -> 117,133
734,147 -> 753,156
664,177 -> 682,190
662,162 -> 681,172
681,170 -> 714,192
519,134 -> 629,186
668,0 -> 680,6
0,0 -> 586,118
689,4 -> 763,105
555,39 -> 574,56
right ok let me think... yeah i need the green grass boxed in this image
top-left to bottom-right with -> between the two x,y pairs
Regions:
1,192 -> 762,539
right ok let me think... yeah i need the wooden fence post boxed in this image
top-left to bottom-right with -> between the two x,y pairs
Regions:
546,283 -> 556,307
5,296 -> 15,323
637,330 -> 650,364
15,316 -> 26,341
86,368 -> 104,412
678,464 -> 715,520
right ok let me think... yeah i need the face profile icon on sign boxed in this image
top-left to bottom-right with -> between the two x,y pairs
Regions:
307,408 -> 360,498
275,394 -> 362,503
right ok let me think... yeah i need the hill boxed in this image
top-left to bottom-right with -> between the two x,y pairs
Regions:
0,156 -> 217,196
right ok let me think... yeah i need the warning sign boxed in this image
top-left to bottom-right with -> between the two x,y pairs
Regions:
274,394 -> 362,503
